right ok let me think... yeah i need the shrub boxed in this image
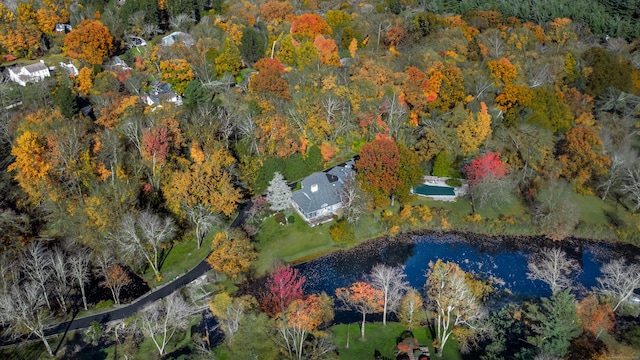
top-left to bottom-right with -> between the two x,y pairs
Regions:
287,215 -> 295,224
445,178 -> 462,187
329,219 -> 355,245
274,212 -> 286,225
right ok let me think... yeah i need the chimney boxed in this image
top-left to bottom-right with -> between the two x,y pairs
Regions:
311,184 -> 318,193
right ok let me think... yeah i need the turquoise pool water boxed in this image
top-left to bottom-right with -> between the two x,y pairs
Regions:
413,183 -> 456,196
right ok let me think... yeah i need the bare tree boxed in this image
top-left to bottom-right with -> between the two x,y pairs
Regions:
111,210 -> 177,280
621,165 -> 640,212
527,248 -> 580,293
368,264 -> 408,326
137,292 -> 193,356
69,248 -> 91,310
0,280 -> 54,356
340,176 -> 368,225
169,14 -> 195,32
597,259 -> 640,312
20,241 -> 52,310
127,11 -> 147,36
480,29 -> 505,59
49,246 -> 71,313
185,203 -> 221,249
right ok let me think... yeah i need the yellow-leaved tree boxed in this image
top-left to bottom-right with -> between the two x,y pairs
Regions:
64,19 -> 114,65
456,102 -> 492,155
206,230 -> 256,281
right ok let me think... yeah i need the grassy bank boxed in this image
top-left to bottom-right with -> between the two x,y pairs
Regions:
331,322 -> 461,360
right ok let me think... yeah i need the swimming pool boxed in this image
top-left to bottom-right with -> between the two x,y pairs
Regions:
413,183 -> 456,196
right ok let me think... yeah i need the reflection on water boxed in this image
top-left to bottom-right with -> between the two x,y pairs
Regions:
297,233 -> 612,305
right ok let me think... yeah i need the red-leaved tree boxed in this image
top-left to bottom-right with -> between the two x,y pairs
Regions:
465,151 -> 508,185
250,58 -> 291,100
260,266 -> 306,317
356,135 -> 401,208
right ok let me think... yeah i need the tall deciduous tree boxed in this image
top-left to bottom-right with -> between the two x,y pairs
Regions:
137,292 -> 193,356
266,171 -> 293,213
336,281 -> 384,339
103,264 -> 130,305
159,59 -> 195,95
276,293 -> 334,360
527,247 -> 580,293
368,264 -> 409,326
576,294 -> 615,339
260,266 -> 306,317
250,58 -> 291,100
356,136 -> 401,208
64,19 -> 114,65
533,180 -> 579,241
0,280 -> 54,356
215,38 -> 242,78
557,125 -> 611,193
465,152 -> 509,185
185,204 -> 221,249
209,292 -> 256,340
456,102 -> 492,155
206,229 -> 256,281
111,210 -> 177,281
68,248 -> 91,310
398,288 -> 426,329
425,259 -> 487,357
596,259 -> 640,312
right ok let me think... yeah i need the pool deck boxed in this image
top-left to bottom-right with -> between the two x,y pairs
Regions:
413,176 -> 469,201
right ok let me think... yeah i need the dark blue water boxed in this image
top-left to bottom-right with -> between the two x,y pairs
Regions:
297,233 -> 609,304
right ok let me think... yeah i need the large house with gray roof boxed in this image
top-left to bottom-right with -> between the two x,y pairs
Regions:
291,159 -> 355,226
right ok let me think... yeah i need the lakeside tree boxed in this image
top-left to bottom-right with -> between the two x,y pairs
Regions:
596,259 -> 640,312
368,264 -> 409,326
336,281 -> 384,339
532,180 -> 580,241
275,293 -> 335,360
526,247 -> 580,293
425,259 -> 487,357
209,292 -> 256,340
260,266 -> 306,317
397,288 -> 426,330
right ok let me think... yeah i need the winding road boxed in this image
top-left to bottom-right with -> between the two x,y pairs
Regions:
0,198 -> 254,348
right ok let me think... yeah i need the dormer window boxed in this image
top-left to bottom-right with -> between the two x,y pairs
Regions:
311,184 -> 318,192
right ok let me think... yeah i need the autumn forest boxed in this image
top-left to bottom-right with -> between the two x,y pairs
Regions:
1,0 -> 640,358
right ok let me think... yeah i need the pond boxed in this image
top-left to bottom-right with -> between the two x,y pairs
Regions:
294,232 -> 630,322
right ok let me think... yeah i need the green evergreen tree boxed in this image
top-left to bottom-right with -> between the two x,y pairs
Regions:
55,86 -> 78,119
182,80 -> 210,110
305,145 -> 324,172
240,27 -> 266,66
526,289 -> 581,358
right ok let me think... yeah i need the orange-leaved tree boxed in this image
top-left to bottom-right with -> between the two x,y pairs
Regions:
278,293 -> 334,360
576,294 -> 615,339
64,19 -> 114,65
250,58 -> 291,100
290,13 -> 332,40
313,35 -> 341,67
206,229 -> 256,281
336,282 -> 384,339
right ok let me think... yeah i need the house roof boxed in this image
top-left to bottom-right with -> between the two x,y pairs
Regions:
292,160 -> 355,216
23,62 -> 48,73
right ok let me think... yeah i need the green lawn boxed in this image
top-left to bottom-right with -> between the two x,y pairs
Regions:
331,322 -> 462,360
142,231 -> 217,287
254,212 -> 335,275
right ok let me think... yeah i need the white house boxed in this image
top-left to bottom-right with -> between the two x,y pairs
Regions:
291,159 -> 355,226
58,62 -> 79,77
8,60 -> 50,86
